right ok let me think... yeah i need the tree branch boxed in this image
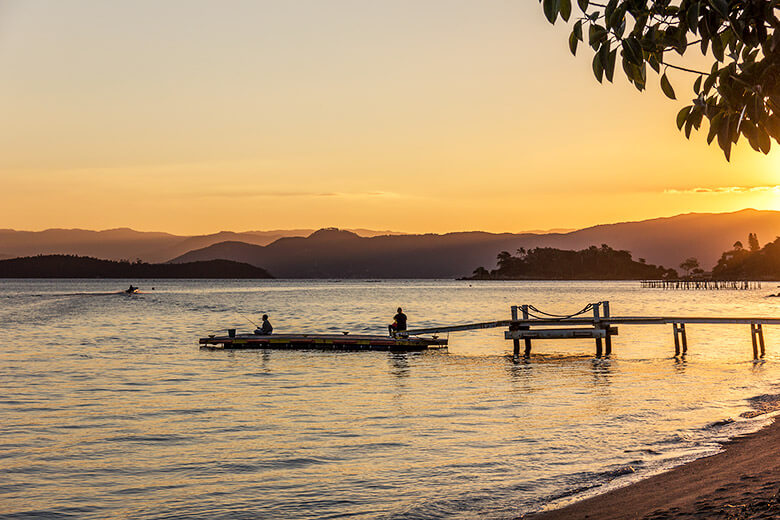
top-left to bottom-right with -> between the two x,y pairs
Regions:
661,62 -> 709,75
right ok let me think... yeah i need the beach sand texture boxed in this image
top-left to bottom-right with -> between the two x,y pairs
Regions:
528,417 -> 780,519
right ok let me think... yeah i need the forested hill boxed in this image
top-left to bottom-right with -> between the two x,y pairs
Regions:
468,245 -> 677,280
712,236 -> 780,280
0,255 -> 274,278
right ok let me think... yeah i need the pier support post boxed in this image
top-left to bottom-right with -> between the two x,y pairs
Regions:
511,306 -> 520,361
593,303 -> 602,358
603,301 -> 612,357
673,323 -> 680,357
680,323 -> 688,355
750,323 -> 764,360
522,305 -> 532,358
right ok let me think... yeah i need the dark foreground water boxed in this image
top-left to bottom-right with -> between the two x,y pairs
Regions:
1,279 -> 778,519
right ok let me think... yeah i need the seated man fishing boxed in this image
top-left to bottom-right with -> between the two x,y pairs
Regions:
255,314 -> 273,335
388,307 -> 407,337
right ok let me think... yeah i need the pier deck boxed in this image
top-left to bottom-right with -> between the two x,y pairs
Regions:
398,302 -> 779,360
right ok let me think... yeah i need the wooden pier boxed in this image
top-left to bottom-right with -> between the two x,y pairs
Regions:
399,301 -> 779,361
641,279 -> 762,290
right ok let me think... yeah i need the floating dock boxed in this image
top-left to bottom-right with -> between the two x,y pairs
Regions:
199,333 -> 448,351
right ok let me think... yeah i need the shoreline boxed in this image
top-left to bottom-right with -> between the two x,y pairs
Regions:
525,414 -> 780,519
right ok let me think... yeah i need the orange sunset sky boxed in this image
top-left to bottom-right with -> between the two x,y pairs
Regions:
0,0 -> 777,235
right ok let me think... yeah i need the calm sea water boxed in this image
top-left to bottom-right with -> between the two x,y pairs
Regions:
1,279 -> 779,519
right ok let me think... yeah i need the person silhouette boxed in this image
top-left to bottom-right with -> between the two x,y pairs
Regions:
389,307 -> 407,336
257,314 -> 273,335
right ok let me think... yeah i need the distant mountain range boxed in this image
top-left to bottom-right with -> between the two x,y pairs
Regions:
2,209 -> 778,278
0,227 -> 400,264
170,209 -> 780,278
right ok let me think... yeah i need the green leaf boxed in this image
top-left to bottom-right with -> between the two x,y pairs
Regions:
712,32 -> 725,61
605,48 -> 617,82
757,128 -> 771,154
589,24 -> 607,48
577,0 -> 589,12
592,50 -> 604,83
660,73 -> 676,100
569,30 -> 579,55
573,20 -> 583,40
677,106 -> 692,130
686,2 -> 700,34
648,54 -> 660,73
691,106 -> 703,129
709,0 -> 729,18
717,114 -> 732,161
543,0 -> 560,24
604,0 -> 617,27
707,112 -> 723,144
693,76 -> 702,94
621,37 -> 643,66
749,94 -> 764,123
560,0 -> 572,21
635,62 -> 647,90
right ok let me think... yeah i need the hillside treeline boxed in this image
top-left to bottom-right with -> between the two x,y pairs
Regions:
712,235 -> 780,280
470,245 -> 677,280
0,255 -> 274,278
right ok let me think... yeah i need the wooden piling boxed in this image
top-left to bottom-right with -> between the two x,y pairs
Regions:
511,306 -> 520,361
593,304 -> 602,358
603,301 -> 612,357
758,324 -> 766,358
751,324 -> 759,360
522,305 -> 532,358
641,279 -> 762,290
673,323 -> 681,357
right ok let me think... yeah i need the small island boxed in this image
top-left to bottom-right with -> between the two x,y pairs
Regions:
0,255 -> 274,278
466,244 -> 676,280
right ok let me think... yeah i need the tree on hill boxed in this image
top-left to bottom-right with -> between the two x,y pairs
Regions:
748,232 -> 760,251
539,0 -> 780,160
679,257 -> 701,277
0,255 -> 275,279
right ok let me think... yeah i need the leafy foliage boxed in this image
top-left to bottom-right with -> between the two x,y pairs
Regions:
540,0 -> 780,160
470,244 -> 677,279
679,256 -> 701,275
0,255 -> 274,278
712,233 -> 780,278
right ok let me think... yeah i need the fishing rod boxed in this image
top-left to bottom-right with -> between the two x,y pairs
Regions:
237,312 -> 260,328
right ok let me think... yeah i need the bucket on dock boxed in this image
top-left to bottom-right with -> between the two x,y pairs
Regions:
228,328 -> 236,338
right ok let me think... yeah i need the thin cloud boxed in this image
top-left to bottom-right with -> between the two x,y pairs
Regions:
187,189 -> 401,200
664,185 -> 779,195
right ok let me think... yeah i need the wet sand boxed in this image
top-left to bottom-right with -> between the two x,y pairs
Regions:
527,417 -> 780,519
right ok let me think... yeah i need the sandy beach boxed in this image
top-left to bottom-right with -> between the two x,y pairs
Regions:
527,416 -> 780,519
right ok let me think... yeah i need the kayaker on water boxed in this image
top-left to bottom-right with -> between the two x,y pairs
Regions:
126,285 -> 138,294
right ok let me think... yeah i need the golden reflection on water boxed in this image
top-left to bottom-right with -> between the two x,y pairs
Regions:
0,279 -> 778,519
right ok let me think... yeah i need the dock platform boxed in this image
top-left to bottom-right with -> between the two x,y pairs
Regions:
199,333 -> 448,351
